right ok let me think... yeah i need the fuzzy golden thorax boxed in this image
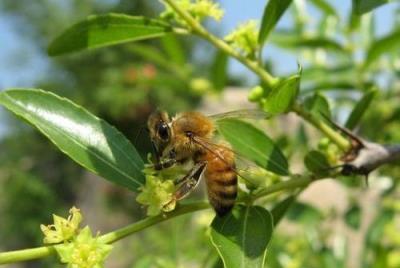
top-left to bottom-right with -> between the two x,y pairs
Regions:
170,112 -> 215,159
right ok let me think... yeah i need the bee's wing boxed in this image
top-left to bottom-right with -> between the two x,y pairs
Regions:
207,109 -> 271,121
192,136 -> 277,184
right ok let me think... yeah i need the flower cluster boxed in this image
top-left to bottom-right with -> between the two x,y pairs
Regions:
55,227 -> 113,268
161,0 -> 224,25
136,164 -> 179,216
40,207 -> 82,244
41,207 -> 112,268
225,20 -> 259,57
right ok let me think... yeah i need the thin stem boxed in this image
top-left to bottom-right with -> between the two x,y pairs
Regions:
292,103 -> 351,151
0,202 -> 209,265
0,246 -> 55,265
163,0 -> 278,88
253,176 -> 314,200
99,201 -> 209,244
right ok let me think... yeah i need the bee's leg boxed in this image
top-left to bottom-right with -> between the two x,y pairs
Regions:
154,158 -> 176,170
168,162 -> 207,204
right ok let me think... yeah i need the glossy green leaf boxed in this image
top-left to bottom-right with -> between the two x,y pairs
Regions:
210,50 -> 229,92
304,150 -> 330,176
310,0 -> 338,17
0,89 -> 145,192
263,74 -> 300,115
352,0 -> 389,15
210,205 -> 273,268
364,29 -> 400,68
271,195 -> 296,226
345,89 -> 377,129
304,93 -> 331,119
48,13 -> 174,56
216,119 -> 289,175
259,0 -> 293,45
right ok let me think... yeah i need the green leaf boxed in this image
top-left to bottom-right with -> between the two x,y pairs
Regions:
259,0 -> 293,45
161,34 -> 186,65
301,64 -> 355,82
366,209 -> 394,247
48,13 -> 174,56
345,89 -> 377,129
263,74 -> 300,115
216,119 -> 289,176
310,0 -> 338,17
287,202 -> 323,225
352,0 -> 389,15
304,150 -> 330,176
0,89 -> 145,192
210,50 -> 229,92
271,33 -> 347,53
271,195 -> 296,226
345,204 -> 362,229
364,29 -> 400,68
304,93 -> 331,119
210,205 -> 273,268
302,80 -> 361,93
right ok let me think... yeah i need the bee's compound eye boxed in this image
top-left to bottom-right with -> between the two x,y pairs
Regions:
157,122 -> 169,141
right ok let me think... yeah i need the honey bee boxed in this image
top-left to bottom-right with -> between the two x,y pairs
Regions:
147,109 -> 266,216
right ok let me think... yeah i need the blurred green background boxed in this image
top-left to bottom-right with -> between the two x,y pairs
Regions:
0,1 -> 399,267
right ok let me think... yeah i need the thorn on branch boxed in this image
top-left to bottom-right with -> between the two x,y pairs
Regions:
324,117 -> 400,179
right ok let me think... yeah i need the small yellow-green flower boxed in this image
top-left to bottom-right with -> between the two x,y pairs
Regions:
161,0 -> 224,25
136,165 -> 177,216
225,20 -> 259,56
55,226 -> 113,268
40,207 -> 82,244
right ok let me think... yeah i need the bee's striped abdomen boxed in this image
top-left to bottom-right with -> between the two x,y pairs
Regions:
200,148 -> 237,217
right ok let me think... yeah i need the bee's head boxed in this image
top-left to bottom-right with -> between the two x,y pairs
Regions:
147,110 -> 172,155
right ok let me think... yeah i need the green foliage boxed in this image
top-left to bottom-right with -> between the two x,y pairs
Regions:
216,118 -> 289,175
345,88 -> 377,129
262,74 -> 300,115
352,0 -> 390,15
48,14 -> 175,56
309,0 -> 338,18
210,50 -> 229,92
259,0 -> 293,45
344,203 -> 362,229
271,195 -> 296,226
364,29 -> 400,68
210,205 -> 273,268
304,93 -> 331,119
271,32 -> 347,54
304,150 -> 331,176
0,89 -> 145,192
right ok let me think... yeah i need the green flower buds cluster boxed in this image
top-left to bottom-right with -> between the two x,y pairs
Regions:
136,164 -> 180,216
161,0 -> 224,25
225,20 -> 259,57
318,137 -> 340,164
41,207 -> 113,267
